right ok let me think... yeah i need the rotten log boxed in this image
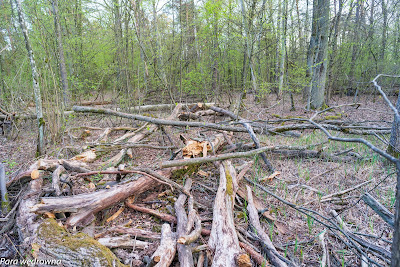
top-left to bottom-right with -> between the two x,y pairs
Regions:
208,161 -> 246,266
246,185 -> 288,267
209,105 -> 274,172
0,163 -> 10,214
362,192 -> 394,228
31,171 -> 169,227
17,178 -> 125,266
175,179 -> 194,266
107,226 -> 161,240
149,223 -> 177,267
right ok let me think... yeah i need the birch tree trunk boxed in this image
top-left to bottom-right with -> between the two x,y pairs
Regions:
51,0 -> 69,106
15,0 -> 45,155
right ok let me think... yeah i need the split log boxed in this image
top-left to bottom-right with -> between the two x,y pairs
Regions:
31,171 -> 169,227
51,165 -> 65,196
208,161 -> 243,266
362,192 -> 394,228
209,105 -> 274,172
174,179 -> 194,266
246,185 -> 288,267
149,224 -> 177,267
97,235 -> 150,249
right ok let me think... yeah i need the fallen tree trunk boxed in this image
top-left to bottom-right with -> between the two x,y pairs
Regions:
73,106 -> 251,133
17,178 -> 125,266
208,161 -> 244,266
246,185 -> 288,267
31,170 -> 168,227
362,193 -> 394,228
174,179 -> 194,266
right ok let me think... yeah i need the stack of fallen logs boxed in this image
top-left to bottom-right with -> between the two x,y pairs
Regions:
1,102 -> 392,266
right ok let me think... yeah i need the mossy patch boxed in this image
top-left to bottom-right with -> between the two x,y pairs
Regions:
37,219 -> 127,266
225,166 -> 233,197
171,164 -> 200,180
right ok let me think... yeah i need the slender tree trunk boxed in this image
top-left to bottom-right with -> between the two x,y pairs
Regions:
304,0 -> 317,106
15,0 -> 44,155
277,0 -> 287,99
51,0 -> 69,106
348,2 -> 361,91
381,0 -> 387,61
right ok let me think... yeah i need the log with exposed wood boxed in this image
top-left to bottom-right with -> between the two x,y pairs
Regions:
208,161 -> 250,266
31,170 -> 170,227
148,223 -> 177,267
17,178 -> 126,266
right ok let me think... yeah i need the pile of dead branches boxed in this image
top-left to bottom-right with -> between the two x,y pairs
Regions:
0,101 -> 393,266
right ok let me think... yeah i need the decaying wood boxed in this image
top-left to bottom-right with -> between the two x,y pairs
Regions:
149,223 -> 177,267
31,171 -> 165,227
239,242 -> 269,266
51,165 -> 65,196
208,161 -> 242,266
209,105 -> 274,172
177,209 -> 201,245
175,179 -> 194,266
362,192 -> 394,228
97,234 -> 150,249
318,230 -> 329,267
105,149 -> 127,167
17,178 -> 125,265
246,185 -> 288,267
107,225 -> 161,240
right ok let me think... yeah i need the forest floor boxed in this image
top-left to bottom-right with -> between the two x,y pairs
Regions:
0,92 -> 396,266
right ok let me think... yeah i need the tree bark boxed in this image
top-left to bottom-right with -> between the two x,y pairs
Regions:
309,0 -> 330,109
208,161 -> 241,266
15,0 -> 45,155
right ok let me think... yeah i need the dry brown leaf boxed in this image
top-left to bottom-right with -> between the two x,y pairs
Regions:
260,171 -> 281,182
71,149 -> 96,163
106,206 -> 125,223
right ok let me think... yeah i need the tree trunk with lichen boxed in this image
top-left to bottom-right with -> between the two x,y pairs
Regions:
208,161 -> 242,266
15,0 -> 45,155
